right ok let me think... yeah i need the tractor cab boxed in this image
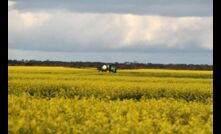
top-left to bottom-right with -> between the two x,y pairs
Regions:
109,64 -> 117,73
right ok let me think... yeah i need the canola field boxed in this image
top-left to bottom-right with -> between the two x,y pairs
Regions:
8,66 -> 213,134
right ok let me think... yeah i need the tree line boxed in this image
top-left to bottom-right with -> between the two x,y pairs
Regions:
8,59 -> 213,70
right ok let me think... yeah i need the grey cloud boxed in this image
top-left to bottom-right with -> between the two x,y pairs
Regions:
8,10 -> 213,53
8,48 -> 213,65
8,0 -> 213,64
10,0 -> 212,17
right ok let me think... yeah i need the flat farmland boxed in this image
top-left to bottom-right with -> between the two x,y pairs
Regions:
8,66 -> 213,134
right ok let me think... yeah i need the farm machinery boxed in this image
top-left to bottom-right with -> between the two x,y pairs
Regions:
97,64 -> 117,73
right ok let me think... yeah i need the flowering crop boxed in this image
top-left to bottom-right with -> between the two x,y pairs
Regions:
8,66 -> 213,134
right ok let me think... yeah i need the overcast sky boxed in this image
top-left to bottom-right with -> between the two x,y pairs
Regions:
8,0 -> 213,64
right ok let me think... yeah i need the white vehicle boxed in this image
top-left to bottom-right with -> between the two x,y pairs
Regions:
97,64 -> 117,73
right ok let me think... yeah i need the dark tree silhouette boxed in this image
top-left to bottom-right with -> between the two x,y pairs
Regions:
8,60 -> 212,70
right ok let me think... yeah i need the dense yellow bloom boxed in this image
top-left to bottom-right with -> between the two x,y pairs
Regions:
8,66 -> 213,134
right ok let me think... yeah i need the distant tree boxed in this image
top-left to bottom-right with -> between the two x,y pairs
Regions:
8,59 -> 213,70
